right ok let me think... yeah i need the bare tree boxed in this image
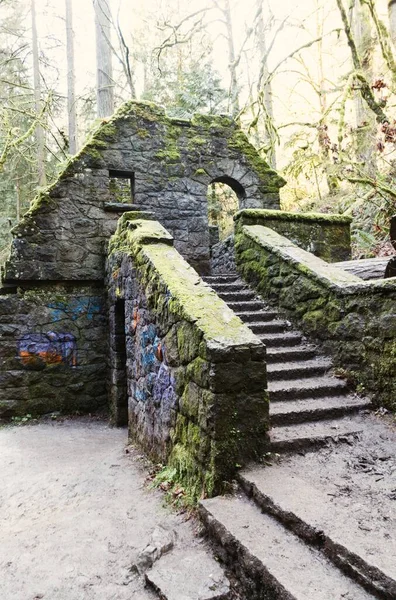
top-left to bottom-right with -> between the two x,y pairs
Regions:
93,0 -> 114,117
65,0 -> 77,153
255,0 -> 276,167
31,0 -> 46,186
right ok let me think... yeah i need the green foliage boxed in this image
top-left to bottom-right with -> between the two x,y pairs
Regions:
142,60 -> 227,118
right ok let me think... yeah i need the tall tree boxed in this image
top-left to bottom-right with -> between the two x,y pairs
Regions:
31,0 -> 46,186
255,0 -> 276,167
351,0 -> 376,177
93,0 -> 114,117
65,0 -> 77,154
388,0 -> 396,50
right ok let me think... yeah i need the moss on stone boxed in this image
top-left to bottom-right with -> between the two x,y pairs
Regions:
235,208 -> 353,225
227,131 -> 286,192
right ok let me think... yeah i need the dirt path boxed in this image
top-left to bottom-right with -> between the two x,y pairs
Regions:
0,418 -> 205,600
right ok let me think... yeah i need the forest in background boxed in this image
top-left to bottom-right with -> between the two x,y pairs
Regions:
1,0 -> 396,260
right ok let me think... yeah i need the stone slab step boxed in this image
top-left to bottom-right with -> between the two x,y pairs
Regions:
227,300 -> 266,312
269,416 -> 365,452
200,495 -> 374,600
239,463 -> 396,599
235,310 -> 280,323
265,345 -> 318,362
267,358 -> 333,380
268,376 -> 348,401
217,290 -> 256,302
209,282 -> 246,292
248,320 -> 287,334
145,547 -> 231,600
204,275 -> 238,283
258,332 -> 303,347
270,395 -> 371,425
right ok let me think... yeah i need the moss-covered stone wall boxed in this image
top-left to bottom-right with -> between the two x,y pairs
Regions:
3,101 -> 285,281
235,209 -> 352,263
106,215 -> 269,498
0,285 -> 107,418
236,224 -> 396,411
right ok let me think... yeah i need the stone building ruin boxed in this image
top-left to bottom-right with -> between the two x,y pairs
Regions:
0,101 -> 283,423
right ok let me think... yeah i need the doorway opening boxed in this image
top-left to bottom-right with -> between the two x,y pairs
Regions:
113,299 -> 128,426
207,176 -> 244,241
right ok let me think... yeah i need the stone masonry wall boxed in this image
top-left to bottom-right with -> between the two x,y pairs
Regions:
235,224 -> 396,411
3,101 -> 285,281
210,235 -> 236,274
235,209 -> 352,263
0,285 -> 107,418
106,214 -> 269,497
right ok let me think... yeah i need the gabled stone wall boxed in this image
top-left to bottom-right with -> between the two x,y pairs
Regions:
106,214 -> 269,497
3,102 -> 285,281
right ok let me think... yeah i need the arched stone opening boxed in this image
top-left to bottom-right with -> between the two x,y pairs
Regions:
207,176 -> 245,243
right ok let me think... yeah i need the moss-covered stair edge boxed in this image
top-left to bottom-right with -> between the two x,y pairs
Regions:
235,223 -> 396,411
235,209 -> 352,263
108,216 -> 269,500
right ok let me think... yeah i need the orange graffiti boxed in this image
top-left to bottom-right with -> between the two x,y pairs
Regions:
131,307 -> 140,333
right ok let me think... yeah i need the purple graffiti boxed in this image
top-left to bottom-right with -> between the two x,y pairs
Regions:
18,332 -> 77,368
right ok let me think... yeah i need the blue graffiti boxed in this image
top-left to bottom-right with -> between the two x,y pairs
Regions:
48,297 -> 102,322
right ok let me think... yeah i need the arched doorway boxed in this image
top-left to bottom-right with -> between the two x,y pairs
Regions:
207,176 -> 245,243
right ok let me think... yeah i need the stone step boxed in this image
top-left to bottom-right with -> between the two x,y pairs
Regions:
265,345 -> 318,362
269,416 -> 364,452
209,281 -> 246,292
204,275 -> 238,283
239,463 -> 395,599
270,395 -> 371,425
145,547 -> 231,600
200,495 -> 375,600
248,320 -> 287,334
217,290 -> 256,302
235,310 -> 280,323
227,300 -> 267,312
267,358 -> 333,380
268,376 -> 348,401
258,332 -> 303,347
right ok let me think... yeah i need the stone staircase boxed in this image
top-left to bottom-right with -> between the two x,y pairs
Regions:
199,274 -> 395,600
204,273 -> 371,452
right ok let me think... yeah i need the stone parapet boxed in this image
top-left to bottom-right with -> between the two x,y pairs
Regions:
235,209 -> 352,263
236,224 -> 396,411
107,216 -> 269,498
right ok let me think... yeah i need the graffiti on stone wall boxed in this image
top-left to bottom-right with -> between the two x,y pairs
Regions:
48,297 -> 103,322
18,332 -> 77,368
132,305 -> 177,413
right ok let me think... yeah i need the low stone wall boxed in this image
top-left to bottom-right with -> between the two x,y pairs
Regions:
235,209 -> 352,263
0,285 -> 107,418
107,214 -> 268,497
235,224 -> 396,411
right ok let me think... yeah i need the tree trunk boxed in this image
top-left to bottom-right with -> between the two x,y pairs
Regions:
255,0 -> 276,168
65,0 -> 77,154
388,0 -> 396,50
351,0 -> 377,177
223,0 -> 239,116
31,0 -> 46,186
94,0 -> 114,118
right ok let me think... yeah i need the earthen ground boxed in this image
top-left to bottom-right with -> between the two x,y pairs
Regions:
0,417 -> 210,600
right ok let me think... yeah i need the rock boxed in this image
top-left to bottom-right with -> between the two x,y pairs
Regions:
134,524 -> 177,573
145,547 -> 231,600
